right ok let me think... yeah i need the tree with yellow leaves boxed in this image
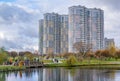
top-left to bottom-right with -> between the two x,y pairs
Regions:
108,44 -> 116,57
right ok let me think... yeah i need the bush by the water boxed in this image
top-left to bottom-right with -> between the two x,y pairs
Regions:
66,55 -> 78,65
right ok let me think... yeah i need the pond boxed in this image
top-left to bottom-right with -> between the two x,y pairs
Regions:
0,67 -> 120,81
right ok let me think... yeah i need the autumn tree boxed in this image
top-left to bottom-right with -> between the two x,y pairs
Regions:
101,50 -> 112,57
9,51 -> 18,58
95,50 -> 102,58
24,51 -> 34,61
73,41 -> 92,58
66,55 -> 78,66
19,52 -> 25,57
46,48 -> 54,58
115,50 -> 120,58
108,44 -> 116,57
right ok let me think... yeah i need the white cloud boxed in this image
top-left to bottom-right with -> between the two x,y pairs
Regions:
0,2 -> 39,51
0,32 -> 4,39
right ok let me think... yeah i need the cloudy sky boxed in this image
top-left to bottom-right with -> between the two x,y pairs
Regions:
0,0 -> 120,51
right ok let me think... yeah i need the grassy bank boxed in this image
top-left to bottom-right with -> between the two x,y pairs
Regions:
44,59 -> 120,69
44,63 -> 120,69
0,65 -> 26,72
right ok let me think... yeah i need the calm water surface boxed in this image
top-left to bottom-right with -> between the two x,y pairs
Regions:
0,67 -> 120,81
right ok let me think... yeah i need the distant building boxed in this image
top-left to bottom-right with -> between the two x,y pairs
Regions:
104,38 -> 115,49
68,6 -> 88,52
88,8 -> 104,51
39,5 -> 105,55
39,19 -> 44,55
39,13 -> 68,55
60,15 -> 68,53
68,5 -> 104,52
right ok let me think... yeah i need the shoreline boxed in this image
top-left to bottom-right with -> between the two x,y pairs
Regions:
0,65 -> 25,72
44,63 -> 120,69
1,63 -> 120,72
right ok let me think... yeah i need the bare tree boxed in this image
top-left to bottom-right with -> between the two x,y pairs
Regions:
46,48 -> 54,58
73,41 -> 92,58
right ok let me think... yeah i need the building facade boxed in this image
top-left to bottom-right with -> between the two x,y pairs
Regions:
68,6 -> 89,52
43,13 -> 61,54
39,19 -> 44,54
88,8 -> 104,51
60,15 -> 68,53
68,5 -> 104,52
39,13 -> 68,54
39,5 -> 104,54
104,38 -> 115,49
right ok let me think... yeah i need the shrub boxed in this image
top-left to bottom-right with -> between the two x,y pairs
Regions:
101,50 -> 112,57
87,53 -> 96,58
95,50 -> 102,57
115,50 -> 120,58
66,55 -> 78,66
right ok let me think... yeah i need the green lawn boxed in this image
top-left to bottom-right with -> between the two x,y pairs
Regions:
0,65 -> 25,71
44,59 -> 120,68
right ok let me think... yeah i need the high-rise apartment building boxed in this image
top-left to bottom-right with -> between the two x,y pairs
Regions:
39,13 -> 68,54
43,13 -> 61,54
88,8 -> 104,51
104,38 -> 115,49
39,5 -> 104,54
68,6 -> 89,52
60,15 -> 68,53
68,5 -> 104,52
39,19 -> 44,54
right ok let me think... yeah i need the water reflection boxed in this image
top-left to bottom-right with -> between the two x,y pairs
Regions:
0,67 -> 120,81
